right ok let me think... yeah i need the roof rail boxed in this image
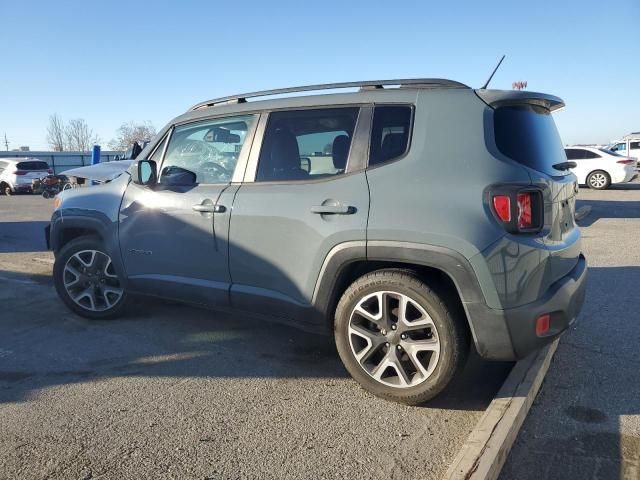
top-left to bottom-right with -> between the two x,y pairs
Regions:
189,78 -> 469,111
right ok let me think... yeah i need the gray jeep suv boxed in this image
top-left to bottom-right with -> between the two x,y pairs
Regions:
47,79 -> 587,404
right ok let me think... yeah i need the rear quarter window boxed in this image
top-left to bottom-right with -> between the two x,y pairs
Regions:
494,105 -> 567,175
17,161 -> 49,170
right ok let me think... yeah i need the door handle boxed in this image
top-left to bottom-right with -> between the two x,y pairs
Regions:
310,205 -> 355,215
192,203 -> 226,213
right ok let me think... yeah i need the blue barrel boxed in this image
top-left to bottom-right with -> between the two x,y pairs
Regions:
91,145 -> 101,185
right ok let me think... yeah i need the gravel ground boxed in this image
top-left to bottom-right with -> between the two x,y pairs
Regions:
0,194 -> 510,480
502,179 -> 640,480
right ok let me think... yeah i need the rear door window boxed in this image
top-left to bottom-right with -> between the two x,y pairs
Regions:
494,105 -> 567,175
565,149 -> 584,160
16,161 -> 49,171
583,150 -> 601,159
256,107 -> 359,182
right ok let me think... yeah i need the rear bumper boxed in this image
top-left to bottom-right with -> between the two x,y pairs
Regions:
13,183 -> 33,192
466,254 -> 587,360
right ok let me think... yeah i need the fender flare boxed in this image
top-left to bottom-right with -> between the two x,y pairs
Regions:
50,212 -> 127,286
311,241 -> 486,315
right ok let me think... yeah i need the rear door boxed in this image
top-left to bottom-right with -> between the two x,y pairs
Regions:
227,106 -> 370,325
16,160 -> 51,185
119,114 -> 258,307
564,148 -> 588,183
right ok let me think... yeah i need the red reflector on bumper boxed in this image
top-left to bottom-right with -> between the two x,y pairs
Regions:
536,314 -> 551,336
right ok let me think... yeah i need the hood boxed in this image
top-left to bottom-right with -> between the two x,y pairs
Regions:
62,160 -> 134,181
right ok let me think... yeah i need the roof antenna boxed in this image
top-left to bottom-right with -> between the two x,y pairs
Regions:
480,55 -> 506,89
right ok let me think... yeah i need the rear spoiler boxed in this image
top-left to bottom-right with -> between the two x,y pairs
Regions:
475,89 -> 565,112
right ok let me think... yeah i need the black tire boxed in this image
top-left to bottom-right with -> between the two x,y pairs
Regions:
53,236 -> 129,320
2,184 -> 12,196
334,269 -> 469,405
587,170 -> 611,190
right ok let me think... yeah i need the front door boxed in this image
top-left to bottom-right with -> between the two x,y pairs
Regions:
228,106 -> 370,326
119,114 -> 258,307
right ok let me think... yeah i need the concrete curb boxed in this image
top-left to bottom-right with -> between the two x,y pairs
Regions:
443,339 -> 559,480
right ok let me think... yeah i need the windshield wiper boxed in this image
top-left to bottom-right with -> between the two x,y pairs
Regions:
552,161 -> 577,171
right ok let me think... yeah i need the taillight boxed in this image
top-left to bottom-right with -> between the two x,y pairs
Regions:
617,159 -> 634,165
13,170 -> 27,175
517,192 -> 532,228
490,188 -> 542,234
492,195 -> 511,222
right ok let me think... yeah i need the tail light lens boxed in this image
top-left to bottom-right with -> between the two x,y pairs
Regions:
617,159 -> 635,165
517,192 -> 532,228
492,195 -> 511,222
491,188 -> 543,234
13,170 -> 27,175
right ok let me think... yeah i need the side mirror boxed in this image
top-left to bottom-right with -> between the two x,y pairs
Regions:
159,166 -> 197,186
131,160 -> 157,185
300,157 -> 311,173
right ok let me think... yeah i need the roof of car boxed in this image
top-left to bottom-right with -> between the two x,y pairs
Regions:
189,78 -> 470,111
0,157 -> 44,162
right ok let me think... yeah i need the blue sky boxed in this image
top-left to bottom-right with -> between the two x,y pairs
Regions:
1,0 -> 638,150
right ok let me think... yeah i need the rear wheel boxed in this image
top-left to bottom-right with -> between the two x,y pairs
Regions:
53,236 -> 128,319
1,183 -> 12,195
334,270 -> 469,405
587,170 -> 611,190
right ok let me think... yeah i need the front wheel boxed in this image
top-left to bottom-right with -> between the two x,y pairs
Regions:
53,236 -> 129,319
334,270 -> 469,405
587,170 -> 611,190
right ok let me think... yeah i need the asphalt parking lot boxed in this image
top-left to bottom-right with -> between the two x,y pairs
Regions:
0,195 -> 511,480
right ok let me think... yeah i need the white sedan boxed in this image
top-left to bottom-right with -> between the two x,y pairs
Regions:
565,147 -> 637,190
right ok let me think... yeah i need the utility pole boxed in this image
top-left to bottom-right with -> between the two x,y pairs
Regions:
3,133 -> 8,151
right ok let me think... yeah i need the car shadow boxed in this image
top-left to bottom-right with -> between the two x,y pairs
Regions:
0,221 -> 49,253
500,266 -> 640,479
576,198 -> 640,227
0,267 -> 510,412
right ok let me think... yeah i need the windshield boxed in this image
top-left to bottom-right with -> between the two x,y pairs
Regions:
494,105 -> 568,175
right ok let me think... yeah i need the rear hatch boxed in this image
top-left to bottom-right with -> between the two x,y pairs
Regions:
16,160 -> 51,180
481,90 -> 581,283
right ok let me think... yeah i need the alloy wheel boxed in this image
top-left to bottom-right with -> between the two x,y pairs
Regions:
348,291 -> 440,388
589,173 -> 607,189
63,250 -> 123,312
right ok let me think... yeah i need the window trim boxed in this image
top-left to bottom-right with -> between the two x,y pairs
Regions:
242,104 -> 369,185
364,103 -> 416,171
156,113 -> 259,186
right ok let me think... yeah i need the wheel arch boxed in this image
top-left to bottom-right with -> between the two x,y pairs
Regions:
312,241 -> 485,341
50,213 -> 127,285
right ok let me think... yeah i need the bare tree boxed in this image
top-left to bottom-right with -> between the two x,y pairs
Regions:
65,118 -> 99,152
46,114 -> 66,151
108,121 -> 157,151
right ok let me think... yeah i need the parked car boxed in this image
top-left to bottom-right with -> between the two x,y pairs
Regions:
565,146 -> 637,189
0,158 -> 52,195
47,79 -> 587,404
608,133 -> 640,161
